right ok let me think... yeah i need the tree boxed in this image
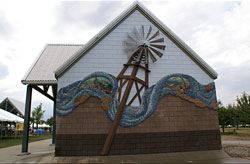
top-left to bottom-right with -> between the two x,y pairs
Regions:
46,117 -> 53,127
32,103 -> 45,130
236,92 -> 250,126
218,102 -> 229,133
218,101 -> 235,133
226,104 -> 240,130
46,116 -> 53,133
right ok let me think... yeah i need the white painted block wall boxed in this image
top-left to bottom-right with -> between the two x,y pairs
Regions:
58,10 -> 214,105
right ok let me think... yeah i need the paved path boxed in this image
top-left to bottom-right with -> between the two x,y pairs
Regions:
53,150 -> 250,163
222,140 -> 250,145
0,139 -> 54,163
0,139 -> 250,163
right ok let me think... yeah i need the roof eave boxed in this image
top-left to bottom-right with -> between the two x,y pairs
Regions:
21,80 -> 57,85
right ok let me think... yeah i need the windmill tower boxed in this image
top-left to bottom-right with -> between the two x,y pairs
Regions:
101,25 -> 166,155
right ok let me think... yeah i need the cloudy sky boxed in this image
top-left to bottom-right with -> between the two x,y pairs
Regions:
0,0 -> 250,120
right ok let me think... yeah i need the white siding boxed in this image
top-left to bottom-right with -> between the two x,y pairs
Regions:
58,10 -> 214,105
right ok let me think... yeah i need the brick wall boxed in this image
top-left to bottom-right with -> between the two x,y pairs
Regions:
56,95 -> 221,156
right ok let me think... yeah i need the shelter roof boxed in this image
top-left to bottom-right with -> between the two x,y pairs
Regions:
55,1 -> 218,79
22,44 -> 84,85
0,108 -> 24,123
0,97 -> 25,117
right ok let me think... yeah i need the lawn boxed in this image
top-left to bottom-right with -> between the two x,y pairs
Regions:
0,135 -> 52,149
220,127 -> 250,140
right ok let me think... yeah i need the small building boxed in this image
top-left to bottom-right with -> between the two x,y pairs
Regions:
22,2 -> 221,156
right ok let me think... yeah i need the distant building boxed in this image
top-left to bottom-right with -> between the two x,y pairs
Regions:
0,97 -> 25,118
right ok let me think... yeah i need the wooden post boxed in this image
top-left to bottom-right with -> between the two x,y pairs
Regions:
101,63 -> 140,155
21,85 -> 32,153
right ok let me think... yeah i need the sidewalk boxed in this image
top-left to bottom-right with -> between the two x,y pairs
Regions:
222,140 -> 250,145
0,139 -> 250,163
0,139 -> 54,163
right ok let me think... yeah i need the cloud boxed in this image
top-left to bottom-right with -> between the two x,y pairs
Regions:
54,1 -> 128,34
0,11 -> 13,40
145,1 -> 250,64
216,60 -> 250,105
145,1 -> 250,105
0,63 -> 8,79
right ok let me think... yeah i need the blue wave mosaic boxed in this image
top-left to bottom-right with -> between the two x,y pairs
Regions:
56,72 -> 217,127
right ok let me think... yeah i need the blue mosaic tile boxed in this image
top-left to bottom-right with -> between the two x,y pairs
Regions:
56,72 -> 217,127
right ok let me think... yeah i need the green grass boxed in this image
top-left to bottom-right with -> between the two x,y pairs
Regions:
220,128 -> 237,135
220,128 -> 250,140
0,135 -> 51,149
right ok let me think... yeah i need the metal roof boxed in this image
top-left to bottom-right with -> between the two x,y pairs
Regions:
22,44 -> 84,84
0,97 -> 25,117
55,1 -> 218,79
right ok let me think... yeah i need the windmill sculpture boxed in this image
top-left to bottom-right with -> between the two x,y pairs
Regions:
101,25 -> 166,155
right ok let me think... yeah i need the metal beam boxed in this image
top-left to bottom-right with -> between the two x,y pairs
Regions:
21,85 -> 32,153
32,85 -> 55,101
5,99 -> 8,111
9,107 -> 15,113
52,85 -> 57,98
52,85 -> 57,144
43,85 -> 49,93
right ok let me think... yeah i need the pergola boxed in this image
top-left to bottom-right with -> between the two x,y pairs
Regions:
21,44 -> 84,153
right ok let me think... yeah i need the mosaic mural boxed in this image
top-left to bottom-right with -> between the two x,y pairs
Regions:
56,72 -> 217,127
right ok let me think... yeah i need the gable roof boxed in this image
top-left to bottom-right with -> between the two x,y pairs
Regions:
0,97 -> 25,117
55,1 -> 218,79
22,44 -> 84,85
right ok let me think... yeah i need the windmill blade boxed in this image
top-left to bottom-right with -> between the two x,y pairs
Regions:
127,34 -> 140,44
133,28 -> 143,41
150,44 -> 166,51
148,31 -> 160,41
124,40 -> 138,53
124,40 -> 137,48
141,25 -> 144,39
125,46 -> 137,53
148,49 -> 157,63
149,47 -> 164,58
150,38 -> 164,44
146,26 -> 152,39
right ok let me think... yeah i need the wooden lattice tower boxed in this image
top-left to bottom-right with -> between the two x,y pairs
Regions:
101,25 -> 166,155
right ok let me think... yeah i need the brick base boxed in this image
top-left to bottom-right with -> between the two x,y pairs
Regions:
55,130 -> 221,156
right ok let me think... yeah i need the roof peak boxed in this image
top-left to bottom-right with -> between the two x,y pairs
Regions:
54,1 -> 218,79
